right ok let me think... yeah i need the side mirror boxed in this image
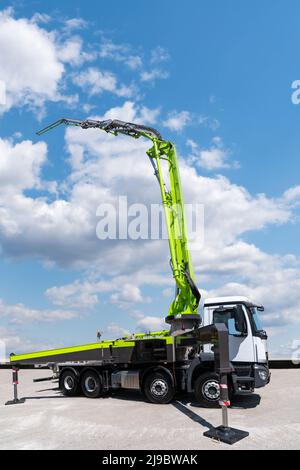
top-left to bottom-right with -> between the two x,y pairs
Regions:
258,330 -> 268,340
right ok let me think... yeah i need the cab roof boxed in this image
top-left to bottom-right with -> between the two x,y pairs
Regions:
204,296 -> 251,306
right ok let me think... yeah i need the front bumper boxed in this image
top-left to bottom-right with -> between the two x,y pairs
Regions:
232,363 -> 270,394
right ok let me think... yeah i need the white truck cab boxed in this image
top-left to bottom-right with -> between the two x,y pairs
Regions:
202,296 -> 270,396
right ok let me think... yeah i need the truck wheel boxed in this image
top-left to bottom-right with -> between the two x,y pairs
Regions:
81,370 -> 103,398
143,372 -> 175,404
194,372 -> 223,408
60,369 -> 79,397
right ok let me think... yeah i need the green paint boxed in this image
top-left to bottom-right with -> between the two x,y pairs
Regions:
10,333 -> 174,362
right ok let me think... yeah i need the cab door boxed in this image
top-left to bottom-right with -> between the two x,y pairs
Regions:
205,304 -> 255,363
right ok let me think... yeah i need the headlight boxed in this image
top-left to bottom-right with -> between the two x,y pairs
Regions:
258,369 -> 268,381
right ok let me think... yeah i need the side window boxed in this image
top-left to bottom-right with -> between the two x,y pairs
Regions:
213,306 -> 247,335
213,308 -> 233,328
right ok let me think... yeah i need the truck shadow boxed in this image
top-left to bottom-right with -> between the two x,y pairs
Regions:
172,401 -> 215,430
21,395 -> 67,400
16,387 -> 260,409
110,390 -> 145,402
178,393 -> 261,409
229,394 -> 261,409
109,390 -> 261,410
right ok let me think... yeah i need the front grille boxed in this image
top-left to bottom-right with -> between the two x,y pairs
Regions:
234,364 -> 252,377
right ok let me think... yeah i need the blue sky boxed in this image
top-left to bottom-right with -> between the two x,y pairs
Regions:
0,1 -> 300,358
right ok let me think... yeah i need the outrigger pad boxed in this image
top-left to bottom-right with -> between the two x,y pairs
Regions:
203,425 -> 249,445
5,398 -> 26,406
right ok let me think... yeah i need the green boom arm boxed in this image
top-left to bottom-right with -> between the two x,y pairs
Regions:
37,118 -> 201,324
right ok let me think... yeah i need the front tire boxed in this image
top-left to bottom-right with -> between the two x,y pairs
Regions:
194,372 -> 222,408
143,372 -> 175,404
81,370 -> 103,398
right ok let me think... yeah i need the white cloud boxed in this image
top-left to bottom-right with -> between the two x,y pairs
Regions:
99,40 -> 143,70
163,110 -> 191,131
203,254 -> 300,328
198,115 -> 220,130
0,10 -> 170,115
0,10 -> 64,113
162,288 -> 173,297
46,280 -> 100,309
98,41 -> 170,83
30,12 -> 52,25
138,106 -> 161,125
150,46 -> 170,64
140,69 -> 169,83
0,138 -> 48,191
57,36 -> 96,66
137,315 -> 166,332
199,148 -> 228,170
95,100 -> 160,125
0,326 -> 57,356
106,322 -> 130,337
0,10 -> 97,115
46,269 -> 170,311
110,283 -> 148,308
187,137 -> 239,170
0,299 -> 77,324
283,185 -> 300,204
72,67 -> 135,98
63,18 -> 88,32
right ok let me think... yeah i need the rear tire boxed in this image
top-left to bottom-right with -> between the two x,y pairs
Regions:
143,372 -> 175,404
81,370 -> 103,398
60,369 -> 79,397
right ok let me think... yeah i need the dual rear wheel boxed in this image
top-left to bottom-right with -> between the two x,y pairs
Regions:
59,368 -> 175,404
60,369 -> 104,398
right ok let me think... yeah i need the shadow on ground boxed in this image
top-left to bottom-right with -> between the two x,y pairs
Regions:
178,393 -> 261,410
172,401 -> 215,430
10,383 -> 261,411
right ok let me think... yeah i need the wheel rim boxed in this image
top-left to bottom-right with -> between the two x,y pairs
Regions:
64,375 -> 74,391
202,380 -> 220,401
85,376 -> 97,393
150,379 -> 168,398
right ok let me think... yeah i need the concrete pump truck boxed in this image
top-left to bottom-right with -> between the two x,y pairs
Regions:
2,118 -> 270,409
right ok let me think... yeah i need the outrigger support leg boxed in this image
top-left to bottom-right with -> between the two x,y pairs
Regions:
203,370 -> 249,444
5,367 -> 25,405
202,324 -> 249,444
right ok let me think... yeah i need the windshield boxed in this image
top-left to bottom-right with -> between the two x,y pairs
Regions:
248,307 -> 264,333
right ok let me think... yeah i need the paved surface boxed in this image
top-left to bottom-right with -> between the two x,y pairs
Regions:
0,369 -> 299,450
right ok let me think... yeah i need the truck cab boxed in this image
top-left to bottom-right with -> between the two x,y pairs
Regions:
199,296 -> 270,399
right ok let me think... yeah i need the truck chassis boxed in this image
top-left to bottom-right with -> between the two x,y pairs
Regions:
4,324 -> 234,407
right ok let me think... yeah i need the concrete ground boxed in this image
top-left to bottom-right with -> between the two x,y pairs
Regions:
0,369 -> 299,450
